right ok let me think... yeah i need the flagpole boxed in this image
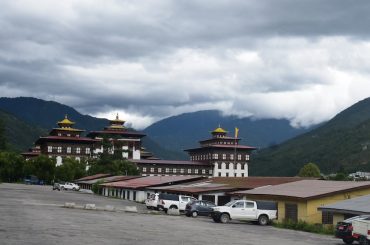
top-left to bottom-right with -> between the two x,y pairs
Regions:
234,127 -> 238,177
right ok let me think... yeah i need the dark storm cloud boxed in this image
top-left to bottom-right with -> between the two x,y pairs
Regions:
1,0 -> 370,128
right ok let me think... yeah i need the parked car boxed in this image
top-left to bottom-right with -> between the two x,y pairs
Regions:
335,215 -> 370,244
145,193 -> 159,210
185,200 -> 216,217
352,218 -> 370,245
24,175 -> 43,185
59,182 -> 80,191
157,193 -> 196,213
52,183 -> 61,191
211,200 -> 277,225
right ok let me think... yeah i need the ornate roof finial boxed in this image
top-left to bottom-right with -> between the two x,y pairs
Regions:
116,113 -> 119,120
65,114 -> 68,119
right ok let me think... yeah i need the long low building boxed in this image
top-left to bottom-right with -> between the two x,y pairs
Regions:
100,176 -> 205,202
318,194 -> 370,224
236,180 -> 370,225
76,175 -> 140,191
148,177 -> 306,205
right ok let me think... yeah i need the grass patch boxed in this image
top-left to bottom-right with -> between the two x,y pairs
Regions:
273,219 -> 334,235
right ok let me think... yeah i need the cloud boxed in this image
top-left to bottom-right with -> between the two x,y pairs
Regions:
1,0 -> 370,129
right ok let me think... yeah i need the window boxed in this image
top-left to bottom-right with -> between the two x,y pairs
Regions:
150,167 -> 154,173
76,147 -> 81,154
209,170 -> 213,175
195,169 -> 198,174
143,167 -> 147,172
218,172 -> 221,177
237,154 -> 241,160
222,154 -> 226,160
57,146 -> 62,153
180,168 -> 184,174
246,155 -> 250,161
48,146 -> 52,153
246,202 -> 255,208
67,147 -> 71,154
241,173 -> 244,177
285,203 -> 298,222
241,164 -> 245,170
230,154 -> 234,160
173,168 -> 177,173
232,201 -> 244,208
226,172 -> 229,177
188,169 -> 191,174
158,168 -> 162,173
213,154 -> 218,160
58,133 -> 61,136
322,211 -> 333,225
165,168 -> 169,173
202,169 -> 205,174
225,163 -> 229,169
85,148 -> 90,154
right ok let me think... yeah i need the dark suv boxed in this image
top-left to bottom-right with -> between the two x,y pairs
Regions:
185,200 -> 216,218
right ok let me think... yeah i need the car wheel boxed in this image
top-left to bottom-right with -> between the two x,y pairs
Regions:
258,215 -> 269,226
61,187 -> 65,191
191,211 -> 198,218
73,188 -> 76,191
359,236 -> 368,245
220,213 -> 230,223
213,217 -> 221,223
343,238 -> 354,244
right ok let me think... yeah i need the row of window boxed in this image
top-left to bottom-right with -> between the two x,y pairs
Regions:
217,172 -> 245,177
142,167 -> 211,175
57,133 -> 79,137
217,163 -> 245,170
191,154 -> 249,161
47,146 -> 90,155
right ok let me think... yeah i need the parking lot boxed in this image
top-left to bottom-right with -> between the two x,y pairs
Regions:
0,183 -> 341,245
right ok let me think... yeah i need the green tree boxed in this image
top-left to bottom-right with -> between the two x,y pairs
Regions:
55,158 -> 87,182
0,152 -> 25,182
91,179 -> 104,194
25,155 -> 56,184
0,120 -> 8,151
298,162 -> 321,177
88,156 -> 139,176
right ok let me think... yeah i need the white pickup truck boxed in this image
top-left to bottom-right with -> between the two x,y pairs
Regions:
211,200 -> 277,225
352,219 -> 370,245
157,193 -> 196,213
59,182 -> 80,191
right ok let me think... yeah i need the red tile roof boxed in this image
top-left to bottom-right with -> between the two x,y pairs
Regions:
100,176 -> 204,189
149,177 -> 307,194
36,136 -> 100,143
75,173 -> 113,182
185,144 -> 256,151
87,130 -> 145,137
237,180 -> 370,200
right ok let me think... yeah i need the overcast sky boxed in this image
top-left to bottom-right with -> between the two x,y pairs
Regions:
1,0 -> 370,129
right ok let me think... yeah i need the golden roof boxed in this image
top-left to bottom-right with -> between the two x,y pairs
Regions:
212,126 -> 227,134
58,115 -> 75,125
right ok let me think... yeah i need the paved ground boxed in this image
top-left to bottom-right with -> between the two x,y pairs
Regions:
0,183 -> 343,245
